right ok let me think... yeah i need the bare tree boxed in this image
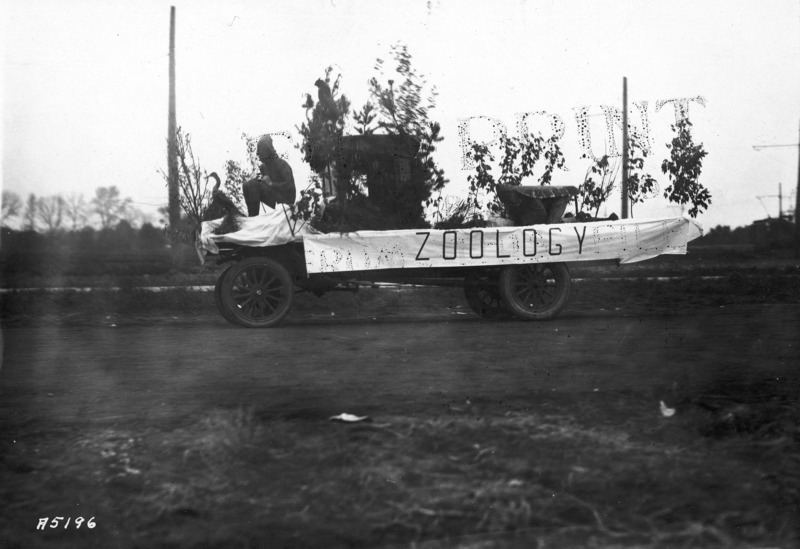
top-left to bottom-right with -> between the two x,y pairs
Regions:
64,193 -> 88,230
160,127 -> 243,244
36,195 -> 66,232
92,186 -> 132,229
24,193 -> 37,231
2,191 -> 23,226
175,127 -> 212,227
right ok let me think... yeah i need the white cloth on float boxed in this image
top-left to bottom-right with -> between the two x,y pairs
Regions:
199,206 -> 319,254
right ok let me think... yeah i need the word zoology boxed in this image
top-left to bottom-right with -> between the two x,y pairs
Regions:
303,217 -> 701,273
457,95 -> 706,168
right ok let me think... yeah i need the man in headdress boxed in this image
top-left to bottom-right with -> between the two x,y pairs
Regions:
242,135 -> 296,216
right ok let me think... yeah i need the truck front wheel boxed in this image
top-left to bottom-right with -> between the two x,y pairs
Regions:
219,257 -> 294,328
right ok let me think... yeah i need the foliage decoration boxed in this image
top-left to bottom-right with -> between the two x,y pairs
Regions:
365,43 -> 448,228
575,154 -> 618,219
285,176 -> 325,235
624,132 -> 659,217
453,133 -> 565,227
296,67 -> 351,195
661,118 -> 710,218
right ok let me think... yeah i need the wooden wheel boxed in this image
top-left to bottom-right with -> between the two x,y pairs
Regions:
463,270 -> 510,320
214,265 -> 239,325
499,262 -> 570,321
219,257 -> 294,328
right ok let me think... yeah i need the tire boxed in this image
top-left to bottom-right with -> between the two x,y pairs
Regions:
214,265 -> 239,325
218,257 -> 294,328
463,270 -> 511,320
499,262 -> 570,321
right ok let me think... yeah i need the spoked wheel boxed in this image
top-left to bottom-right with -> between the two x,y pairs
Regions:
499,262 -> 571,321
463,270 -> 511,320
219,257 -> 294,328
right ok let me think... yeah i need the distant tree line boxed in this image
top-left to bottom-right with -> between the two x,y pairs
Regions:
1,186 -> 179,280
2,185 -> 145,233
697,219 -> 795,250
0,219 -> 176,281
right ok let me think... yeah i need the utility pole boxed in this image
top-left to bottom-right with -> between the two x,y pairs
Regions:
167,6 -> 179,227
752,119 -> 800,257
796,120 -> 800,257
621,77 -> 629,219
756,183 -> 785,219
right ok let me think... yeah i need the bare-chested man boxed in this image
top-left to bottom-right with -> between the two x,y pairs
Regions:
242,135 -> 296,216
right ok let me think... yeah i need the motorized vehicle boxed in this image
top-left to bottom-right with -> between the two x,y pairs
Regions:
200,135 -> 701,328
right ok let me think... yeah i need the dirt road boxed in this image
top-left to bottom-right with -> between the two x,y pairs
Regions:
2,298 -> 797,427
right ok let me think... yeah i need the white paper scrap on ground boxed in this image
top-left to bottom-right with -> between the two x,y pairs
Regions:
329,413 -> 371,423
303,216 -> 703,273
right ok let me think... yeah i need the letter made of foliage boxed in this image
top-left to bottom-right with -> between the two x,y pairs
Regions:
661,118 -> 710,218
576,154 -> 618,218
625,132 -> 658,217
463,133 -> 565,224
463,141 -> 495,224
574,132 -> 657,219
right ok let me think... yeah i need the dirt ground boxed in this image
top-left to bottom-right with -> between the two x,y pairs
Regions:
1,257 -> 799,548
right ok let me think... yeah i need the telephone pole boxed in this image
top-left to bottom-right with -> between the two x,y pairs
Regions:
779,182 -> 783,220
752,119 -> 800,257
167,6 -> 179,227
756,183 -> 785,219
621,77 -> 629,219
796,120 -> 800,257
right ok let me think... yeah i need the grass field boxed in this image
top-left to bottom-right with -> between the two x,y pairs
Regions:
2,382 -> 798,548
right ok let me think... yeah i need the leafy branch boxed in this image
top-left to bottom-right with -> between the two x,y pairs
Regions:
661,118 -> 710,217
625,132 -> 658,217
461,133 -> 566,223
285,176 -> 326,236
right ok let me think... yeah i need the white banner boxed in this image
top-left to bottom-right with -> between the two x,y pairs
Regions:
303,217 -> 702,273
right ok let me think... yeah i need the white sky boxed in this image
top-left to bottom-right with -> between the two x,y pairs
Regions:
2,0 -> 799,229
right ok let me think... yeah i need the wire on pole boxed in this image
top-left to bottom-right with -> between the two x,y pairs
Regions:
752,144 -> 799,150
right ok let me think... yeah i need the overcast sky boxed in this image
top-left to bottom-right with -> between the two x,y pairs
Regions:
2,0 -> 799,229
